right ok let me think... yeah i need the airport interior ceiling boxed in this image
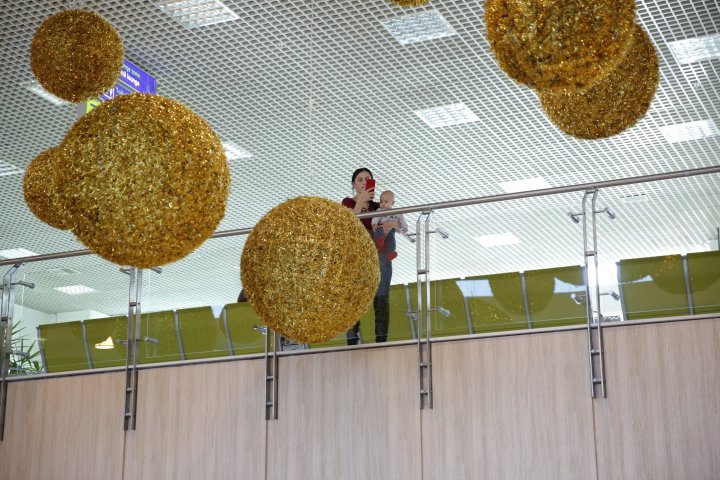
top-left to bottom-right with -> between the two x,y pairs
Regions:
0,0 -> 718,315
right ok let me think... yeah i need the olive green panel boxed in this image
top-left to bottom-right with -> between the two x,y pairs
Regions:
408,279 -> 469,338
38,321 -> 88,373
177,306 -> 231,360
137,310 -> 182,363
84,316 -> 128,368
360,284 -> 414,343
225,302 -> 265,355
466,273 -> 528,333
526,266 -> 586,329
619,255 -> 690,320
687,250 -> 720,314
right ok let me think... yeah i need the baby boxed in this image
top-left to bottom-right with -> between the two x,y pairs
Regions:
371,190 -> 409,261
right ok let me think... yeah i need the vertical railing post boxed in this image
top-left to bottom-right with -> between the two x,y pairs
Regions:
417,211 -> 433,409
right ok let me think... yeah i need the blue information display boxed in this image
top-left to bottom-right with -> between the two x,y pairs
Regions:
80,59 -> 156,115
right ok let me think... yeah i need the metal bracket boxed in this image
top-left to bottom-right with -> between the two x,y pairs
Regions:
265,329 -> 279,420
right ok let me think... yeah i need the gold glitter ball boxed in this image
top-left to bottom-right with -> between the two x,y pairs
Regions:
485,0 -> 637,90
539,25 -> 659,139
61,93 -> 230,268
23,147 -> 71,230
30,9 -> 123,103
388,0 -> 431,6
241,196 -> 380,344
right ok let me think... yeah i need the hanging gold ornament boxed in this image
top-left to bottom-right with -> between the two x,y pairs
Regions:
30,9 -> 123,103
539,25 -> 659,139
23,147 -> 71,230
241,196 -> 380,344
485,0 -> 636,90
61,93 -> 230,268
388,0 -> 431,6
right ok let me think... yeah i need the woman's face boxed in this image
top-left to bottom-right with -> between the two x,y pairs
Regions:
353,170 -> 373,192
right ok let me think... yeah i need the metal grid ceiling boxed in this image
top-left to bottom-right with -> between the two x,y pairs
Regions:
0,0 -> 718,315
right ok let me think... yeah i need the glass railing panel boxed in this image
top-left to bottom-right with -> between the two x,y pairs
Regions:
9,254 -> 131,375
599,173 -> 720,321
686,250 -> 720,314
526,266 -> 586,329
140,235 -> 248,361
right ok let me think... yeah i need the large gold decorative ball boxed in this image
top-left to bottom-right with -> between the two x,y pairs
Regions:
30,9 -> 123,103
539,25 -> 659,139
61,93 -> 230,268
388,0 -> 431,6
241,196 -> 380,343
23,147 -> 71,230
485,0 -> 636,90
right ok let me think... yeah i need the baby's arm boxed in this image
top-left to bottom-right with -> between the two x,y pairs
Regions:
371,216 -> 381,227
398,214 -> 409,234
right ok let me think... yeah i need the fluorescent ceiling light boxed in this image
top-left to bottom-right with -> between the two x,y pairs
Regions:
415,103 -> 479,128
498,177 -> 551,193
54,285 -> 96,295
473,233 -> 521,247
222,141 -> 252,160
22,81 -> 68,106
659,119 -> 719,143
156,0 -> 239,29
0,248 -> 38,259
668,33 -> 720,64
382,11 -> 457,45
0,161 -> 23,178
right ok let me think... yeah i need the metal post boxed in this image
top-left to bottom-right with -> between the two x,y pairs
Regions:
264,328 -> 279,420
123,267 -> 142,431
519,271 -> 533,329
417,211 -> 433,409
580,190 -> 607,399
681,255 -> 695,315
0,265 -> 34,441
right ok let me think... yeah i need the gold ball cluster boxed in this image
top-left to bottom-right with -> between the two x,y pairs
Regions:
485,0 -> 636,90
60,93 -> 230,268
23,147 -> 71,230
540,25 -> 659,139
241,196 -> 380,344
30,9 -> 123,103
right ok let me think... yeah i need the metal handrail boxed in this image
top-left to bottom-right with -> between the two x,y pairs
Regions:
2,164 -> 719,266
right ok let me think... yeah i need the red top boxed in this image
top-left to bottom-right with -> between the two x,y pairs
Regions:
342,197 -> 379,236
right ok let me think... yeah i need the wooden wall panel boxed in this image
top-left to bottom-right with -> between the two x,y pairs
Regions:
595,319 -> 720,480
422,331 -> 597,480
0,372 -> 125,480
266,345 -> 421,480
123,359 -> 266,480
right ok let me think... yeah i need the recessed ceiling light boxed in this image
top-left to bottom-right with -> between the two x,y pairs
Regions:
156,0 -> 239,29
382,10 -> 457,45
668,33 -> 720,64
498,177 -> 551,193
46,267 -> 82,276
54,285 -> 96,295
415,103 -> 479,128
473,233 -> 521,247
0,248 -> 38,259
659,119 -> 719,143
222,141 -> 252,160
22,81 -> 68,106
0,161 -> 23,178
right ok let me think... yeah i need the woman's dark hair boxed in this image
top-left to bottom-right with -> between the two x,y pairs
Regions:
351,167 -> 373,184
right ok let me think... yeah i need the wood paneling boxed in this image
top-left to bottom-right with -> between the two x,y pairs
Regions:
266,346 -> 421,480
0,372 -> 125,480
422,331 -> 597,480
123,359 -> 266,480
594,319 -> 720,480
